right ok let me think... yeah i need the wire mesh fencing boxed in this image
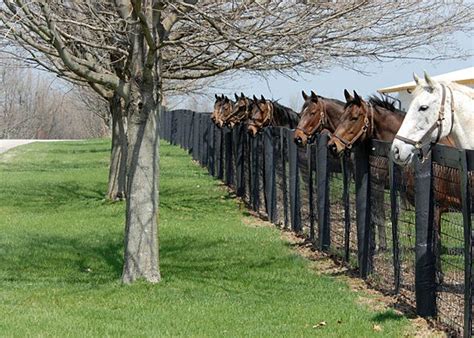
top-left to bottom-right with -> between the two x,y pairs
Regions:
161,110 -> 472,337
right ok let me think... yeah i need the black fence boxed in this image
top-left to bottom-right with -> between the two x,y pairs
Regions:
160,109 -> 473,337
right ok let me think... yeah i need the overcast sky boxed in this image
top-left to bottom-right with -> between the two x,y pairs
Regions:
172,31 -> 473,111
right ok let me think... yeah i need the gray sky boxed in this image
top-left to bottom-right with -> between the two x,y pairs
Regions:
173,31 -> 473,111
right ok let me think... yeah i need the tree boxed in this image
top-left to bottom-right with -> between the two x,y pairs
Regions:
1,0 -> 472,283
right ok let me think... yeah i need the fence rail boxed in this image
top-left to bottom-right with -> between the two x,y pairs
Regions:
160,109 -> 473,337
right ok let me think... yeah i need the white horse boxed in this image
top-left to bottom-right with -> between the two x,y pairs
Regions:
391,71 -> 474,165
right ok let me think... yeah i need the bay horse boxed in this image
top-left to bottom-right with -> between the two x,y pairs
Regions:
211,94 -> 235,128
391,72 -> 474,165
247,95 -> 300,137
224,93 -> 253,129
294,90 -> 345,147
328,89 -> 461,283
211,94 -> 225,125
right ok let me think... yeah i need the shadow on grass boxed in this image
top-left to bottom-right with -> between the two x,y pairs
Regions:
0,233 -> 124,285
1,182 -> 106,209
372,310 -> 405,323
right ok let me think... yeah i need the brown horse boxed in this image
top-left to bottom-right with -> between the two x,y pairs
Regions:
328,89 -> 461,283
328,90 -> 405,155
211,94 -> 225,125
247,95 -> 300,137
211,94 -> 235,128
294,90 -> 345,147
223,93 -> 253,129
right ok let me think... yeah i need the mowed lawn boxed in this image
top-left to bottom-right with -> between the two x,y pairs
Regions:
0,140 -> 410,337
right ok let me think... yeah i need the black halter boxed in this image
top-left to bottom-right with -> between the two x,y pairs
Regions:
332,103 -> 374,150
394,84 -> 454,160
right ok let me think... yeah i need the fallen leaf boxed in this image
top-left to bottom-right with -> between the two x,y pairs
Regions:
312,321 -> 327,328
373,324 -> 383,332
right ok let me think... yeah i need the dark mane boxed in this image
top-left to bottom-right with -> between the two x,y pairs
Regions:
270,100 -> 300,128
369,95 -> 405,116
272,100 -> 297,115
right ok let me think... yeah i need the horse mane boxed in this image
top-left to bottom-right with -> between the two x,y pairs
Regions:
270,100 -> 300,127
368,95 -> 405,116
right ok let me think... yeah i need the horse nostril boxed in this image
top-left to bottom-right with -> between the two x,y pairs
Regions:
295,137 -> 302,144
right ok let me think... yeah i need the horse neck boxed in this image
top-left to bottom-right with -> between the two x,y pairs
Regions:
325,100 -> 345,133
448,88 -> 474,149
272,103 -> 297,128
372,106 -> 404,142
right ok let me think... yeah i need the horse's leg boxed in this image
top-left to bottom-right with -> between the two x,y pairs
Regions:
434,206 -> 444,285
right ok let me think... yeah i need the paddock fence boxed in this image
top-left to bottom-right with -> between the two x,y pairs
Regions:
160,109 -> 473,337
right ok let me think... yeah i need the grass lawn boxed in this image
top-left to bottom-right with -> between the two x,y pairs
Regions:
0,139 -> 411,337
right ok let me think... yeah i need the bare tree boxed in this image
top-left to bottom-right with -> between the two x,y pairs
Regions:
0,61 -> 107,139
1,0 -> 471,284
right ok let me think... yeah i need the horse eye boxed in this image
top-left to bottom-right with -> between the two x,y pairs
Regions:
419,105 -> 429,111
350,116 -> 358,121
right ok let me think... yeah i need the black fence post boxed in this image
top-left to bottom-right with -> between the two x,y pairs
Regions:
216,128 -> 224,179
342,155 -> 351,263
264,128 -> 277,222
280,128 -> 289,228
203,116 -> 210,167
287,129 -> 301,233
460,150 -> 472,338
414,153 -> 437,317
389,156 -> 401,294
355,140 -> 372,278
234,125 -> 245,196
208,122 -> 215,176
308,145 -> 317,242
316,133 -> 330,251
224,128 -> 233,186
250,135 -> 260,211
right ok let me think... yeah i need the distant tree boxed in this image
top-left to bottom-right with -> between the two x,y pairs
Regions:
1,0 -> 471,284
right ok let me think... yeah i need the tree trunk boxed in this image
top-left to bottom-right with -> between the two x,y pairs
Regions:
122,79 -> 161,284
107,95 -> 127,201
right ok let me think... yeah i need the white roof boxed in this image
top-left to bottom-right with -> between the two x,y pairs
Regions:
378,67 -> 474,94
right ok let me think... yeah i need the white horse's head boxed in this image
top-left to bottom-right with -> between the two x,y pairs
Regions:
391,72 -> 454,166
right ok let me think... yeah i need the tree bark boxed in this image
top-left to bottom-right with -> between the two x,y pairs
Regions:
107,94 -> 128,201
122,76 -> 161,283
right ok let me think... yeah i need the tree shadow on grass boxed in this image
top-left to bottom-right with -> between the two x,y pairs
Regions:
1,182 -> 106,209
0,233 -> 124,285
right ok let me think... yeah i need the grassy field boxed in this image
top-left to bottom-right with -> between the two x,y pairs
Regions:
0,140 -> 411,337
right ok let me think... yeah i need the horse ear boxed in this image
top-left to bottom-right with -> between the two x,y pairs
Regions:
224,96 -> 229,103
413,72 -> 421,86
234,93 -> 239,101
253,95 -> 257,101
310,90 -> 318,102
241,92 -> 245,98
424,70 -> 436,89
344,89 -> 353,102
302,90 -> 309,100
353,90 -> 362,105
260,95 -> 265,102
215,94 -> 219,100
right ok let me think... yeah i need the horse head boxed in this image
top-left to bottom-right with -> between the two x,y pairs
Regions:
225,92 -> 252,128
294,90 -> 326,147
247,95 -> 273,137
328,90 -> 373,156
391,72 -> 457,165
215,96 -> 234,128
211,94 -> 224,124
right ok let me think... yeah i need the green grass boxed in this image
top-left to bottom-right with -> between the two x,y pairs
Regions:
0,140 -> 411,337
